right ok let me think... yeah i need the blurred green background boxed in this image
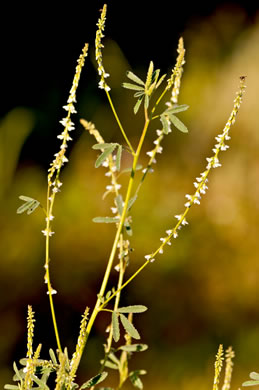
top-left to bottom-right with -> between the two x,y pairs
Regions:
1,1 -> 259,388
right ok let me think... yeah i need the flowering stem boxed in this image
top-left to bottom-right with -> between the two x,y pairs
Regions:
45,186 -> 62,353
82,116 -> 150,359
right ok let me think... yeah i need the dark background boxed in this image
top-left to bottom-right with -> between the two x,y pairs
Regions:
1,1 -> 259,389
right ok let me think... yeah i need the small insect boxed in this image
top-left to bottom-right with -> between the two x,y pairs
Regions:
240,75 -> 247,81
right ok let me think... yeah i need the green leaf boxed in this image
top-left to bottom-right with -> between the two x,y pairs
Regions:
108,352 -> 120,366
119,314 -> 140,340
243,381 -> 259,387
17,196 -> 40,215
13,361 -> 23,381
116,145 -> 122,172
117,305 -> 147,314
119,344 -> 148,352
250,373 -> 259,381
121,165 -> 142,174
129,370 -> 146,389
122,83 -> 144,91
134,91 -> 145,98
93,217 -> 120,223
126,71 -> 145,86
156,74 -> 166,89
165,104 -> 189,114
160,115 -> 169,135
115,195 -> 123,216
124,220 -> 133,236
127,195 -> 137,211
4,386 -> 20,390
100,359 -> 118,370
144,94 -> 149,109
112,312 -> 120,342
134,98 -> 143,114
92,143 -> 117,150
95,144 -> 117,168
80,372 -> 108,389
98,388 -> 114,390
168,113 -> 188,133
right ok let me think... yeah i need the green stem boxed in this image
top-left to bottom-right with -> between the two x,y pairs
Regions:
45,186 -> 62,353
105,90 -> 135,156
100,260 -> 150,310
83,116 -> 150,355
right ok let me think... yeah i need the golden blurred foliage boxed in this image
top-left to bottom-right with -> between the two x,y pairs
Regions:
1,5 -> 259,389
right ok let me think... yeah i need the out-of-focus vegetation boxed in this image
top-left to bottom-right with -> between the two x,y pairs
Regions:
1,5 -> 259,389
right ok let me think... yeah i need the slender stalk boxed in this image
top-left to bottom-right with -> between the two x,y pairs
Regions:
83,116 -> 150,356
106,90 -> 135,156
105,234 -> 125,353
45,186 -> 62,352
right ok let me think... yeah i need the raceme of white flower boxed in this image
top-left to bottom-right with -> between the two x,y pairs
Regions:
95,4 -> 110,92
144,77 -> 246,264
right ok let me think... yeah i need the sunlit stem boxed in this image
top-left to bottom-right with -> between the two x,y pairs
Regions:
83,116 -> 150,355
105,234 -> 125,353
45,185 -> 62,353
105,90 -> 135,156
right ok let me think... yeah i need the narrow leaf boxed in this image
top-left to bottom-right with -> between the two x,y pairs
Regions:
19,195 -> 35,202
93,217 -> 120,223
112,312 -> 120,342
127,195 -> 137,211
95,144 -> 117,168
156,74 -> 166,89
92,143 -> 117,150
129,371 -> 144,389
119,344 -> 148,352
116,144 -> 122,172
122,83 -> 144,91
168,113 -> 188,133
17,200 -> 34,214
98,388 -> 114,390
4,386 -> 20,390
121,165 -> 142,174
134,98 -> 143,114
144,94 -> 149,109
80,372 -> 108,389
117,305 -> 148,314
119,314 -> 140,340
124,220 -> 133,236
165,104 -> 189,114
26,200 -> 40,215
115,195 -> 123,216
243,381 -> 259,387
100,359 -> 118,370
108,352 -> 120,365
13,362 -> 23,380
134,91 -> 145,98
126,71 -> 145,86
250,373 -> 259,381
